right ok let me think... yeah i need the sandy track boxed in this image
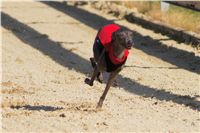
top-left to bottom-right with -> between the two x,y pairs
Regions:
1,1 -> 200,132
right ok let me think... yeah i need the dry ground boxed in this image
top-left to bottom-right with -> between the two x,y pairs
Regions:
1,1 -> 200,132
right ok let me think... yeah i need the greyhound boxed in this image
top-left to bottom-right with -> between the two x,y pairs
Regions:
85,24 -> 133,109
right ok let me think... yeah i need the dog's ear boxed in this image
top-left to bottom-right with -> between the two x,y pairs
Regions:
112,30 -> 117,42
112,29 -> 125,43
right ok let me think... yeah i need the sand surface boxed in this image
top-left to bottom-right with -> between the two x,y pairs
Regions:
1,1 -> 200,132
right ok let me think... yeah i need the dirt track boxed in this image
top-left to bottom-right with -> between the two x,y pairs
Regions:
1,1 -> 200,132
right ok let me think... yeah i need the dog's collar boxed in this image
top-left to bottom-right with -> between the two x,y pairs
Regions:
108,44 -> 129,65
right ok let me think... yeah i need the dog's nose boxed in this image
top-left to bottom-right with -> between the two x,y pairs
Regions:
127,40 -> 134,46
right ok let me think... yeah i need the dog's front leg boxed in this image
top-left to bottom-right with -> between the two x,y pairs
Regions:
85,49 -> 105,86
97,68 -> 122,109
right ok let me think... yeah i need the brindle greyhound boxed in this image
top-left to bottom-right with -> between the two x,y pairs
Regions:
85,24 -> 133,109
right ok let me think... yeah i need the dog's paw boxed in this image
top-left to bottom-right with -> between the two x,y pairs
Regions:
96,101 -> 103,110
84,78 -> 93,86
97,72 -> 103,84
96,105 -> 103,111
112,80 -> 119,87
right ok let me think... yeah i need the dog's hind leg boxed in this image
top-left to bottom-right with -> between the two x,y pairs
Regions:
85,65 -> 100,86
90,57 -> 103,83
85,49 -> 105,86
90,57 -> 96,68
97,72 -> 103,83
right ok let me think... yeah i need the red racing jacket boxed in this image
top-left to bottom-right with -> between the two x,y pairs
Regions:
97,24 -> 129,72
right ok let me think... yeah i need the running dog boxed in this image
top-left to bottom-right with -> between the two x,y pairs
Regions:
85,24 -> 134,109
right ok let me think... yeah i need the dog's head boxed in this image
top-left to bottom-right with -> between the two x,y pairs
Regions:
112,29 -> 134,49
